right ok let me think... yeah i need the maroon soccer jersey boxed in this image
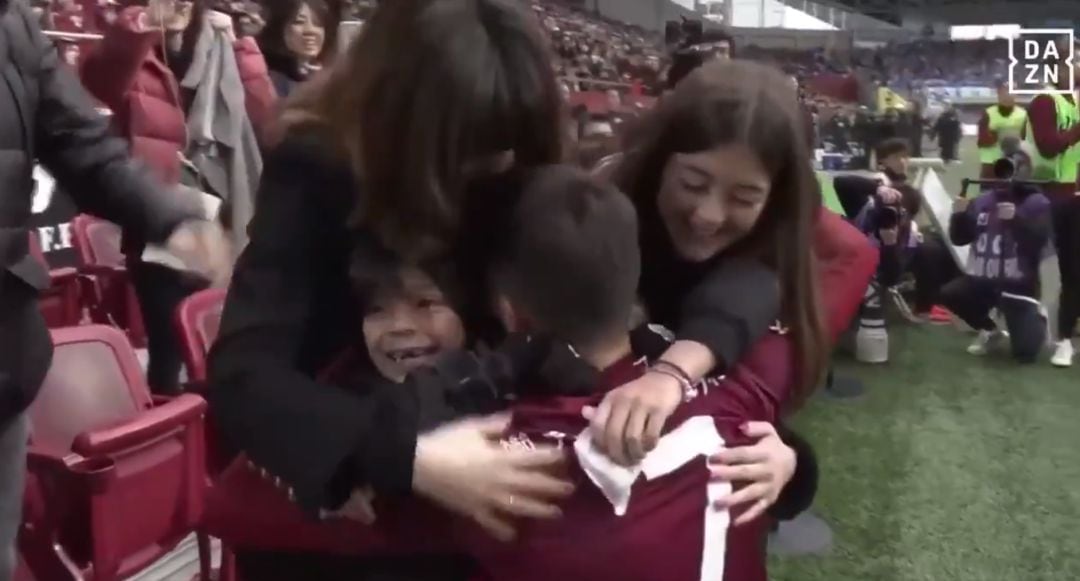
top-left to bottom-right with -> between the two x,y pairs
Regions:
449,350 -> 772,581
206,331 -> 777,581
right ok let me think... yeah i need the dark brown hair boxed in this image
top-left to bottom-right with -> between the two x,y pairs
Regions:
257,0 -> 338,68
281,0 -> 566,261
613,59 -> 827,404
349,242 -> 466,322
876,137 -> 910,162
491,165 -> 640,350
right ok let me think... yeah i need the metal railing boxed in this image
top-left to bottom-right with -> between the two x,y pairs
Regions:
43,30 -> 104,41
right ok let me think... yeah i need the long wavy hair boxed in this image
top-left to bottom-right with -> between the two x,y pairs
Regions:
614,59 -> 828,404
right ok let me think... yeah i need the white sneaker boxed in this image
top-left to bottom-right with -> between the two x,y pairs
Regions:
967,329 -> 1008,356
1051,340 -> 1074,367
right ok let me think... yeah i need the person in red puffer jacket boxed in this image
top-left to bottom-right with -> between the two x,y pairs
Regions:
80,0 -> 275,183
78,0 -> 276,394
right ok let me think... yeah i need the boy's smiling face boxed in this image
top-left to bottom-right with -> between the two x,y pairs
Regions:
362,267 -> 466,383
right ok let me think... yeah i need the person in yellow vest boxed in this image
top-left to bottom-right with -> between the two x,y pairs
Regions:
1025,36 -> 1080,367
977,82 -> 1028,177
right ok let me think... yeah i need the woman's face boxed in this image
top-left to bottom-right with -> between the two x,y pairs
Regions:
656,144 -> 771,263
284,2 -> 325,61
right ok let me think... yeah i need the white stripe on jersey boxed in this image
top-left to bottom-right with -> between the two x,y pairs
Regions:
574,416 -> 731,581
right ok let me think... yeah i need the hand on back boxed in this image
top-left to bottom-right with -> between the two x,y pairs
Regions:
412,414 -> 574,542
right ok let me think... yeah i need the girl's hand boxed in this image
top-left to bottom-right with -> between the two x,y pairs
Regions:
709,422 -> 796,526
412,414 -> 574,542
582,370 -> 682,466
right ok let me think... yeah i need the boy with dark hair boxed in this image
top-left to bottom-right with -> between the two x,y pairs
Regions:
489,165 -> 641,354
411,164 -> 786,580
874,137 -> 911,186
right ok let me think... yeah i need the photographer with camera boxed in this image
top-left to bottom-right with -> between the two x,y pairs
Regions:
836,175 -> 920,363
835,138 -> 956,362
939,139 -> 1051,362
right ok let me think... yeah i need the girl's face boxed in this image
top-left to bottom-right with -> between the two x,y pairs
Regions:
362,268 -> 466,383
656,143 -> 771,263
284,2 -> 325,61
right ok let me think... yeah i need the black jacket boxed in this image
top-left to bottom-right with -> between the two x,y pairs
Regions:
208,127 -> 788,515
0,0 -> 197,421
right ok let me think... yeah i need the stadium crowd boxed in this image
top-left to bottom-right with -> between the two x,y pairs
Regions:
3,1 -> 1078,580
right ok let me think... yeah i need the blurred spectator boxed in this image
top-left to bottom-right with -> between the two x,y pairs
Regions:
80,0 -> 276,394
933,103 -> 963,163
534,0 -> 663,94
853,38 -> 1009,90
258,0 -> 337,96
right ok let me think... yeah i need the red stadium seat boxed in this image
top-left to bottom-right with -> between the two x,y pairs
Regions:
71,214 -> 146,347
173,287 -> 239,581
174,288 -> 227,384
19,325 -> 208,581
27,232 -> 85,327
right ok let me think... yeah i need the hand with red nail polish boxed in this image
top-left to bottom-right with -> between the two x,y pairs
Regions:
707,422 -> 795,526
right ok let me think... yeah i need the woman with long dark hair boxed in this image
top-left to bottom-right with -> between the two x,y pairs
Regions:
211,2 -> 574,577
257,0 -> 336,96
616,59 -> 829,403
611,58 -> 875,513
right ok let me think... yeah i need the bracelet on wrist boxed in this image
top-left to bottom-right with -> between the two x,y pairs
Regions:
650,360 -> 698,402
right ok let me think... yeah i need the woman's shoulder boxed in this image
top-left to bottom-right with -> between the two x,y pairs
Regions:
266,122 -> 342,163
261,122 -> 359,212
263,123 -> 352,179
